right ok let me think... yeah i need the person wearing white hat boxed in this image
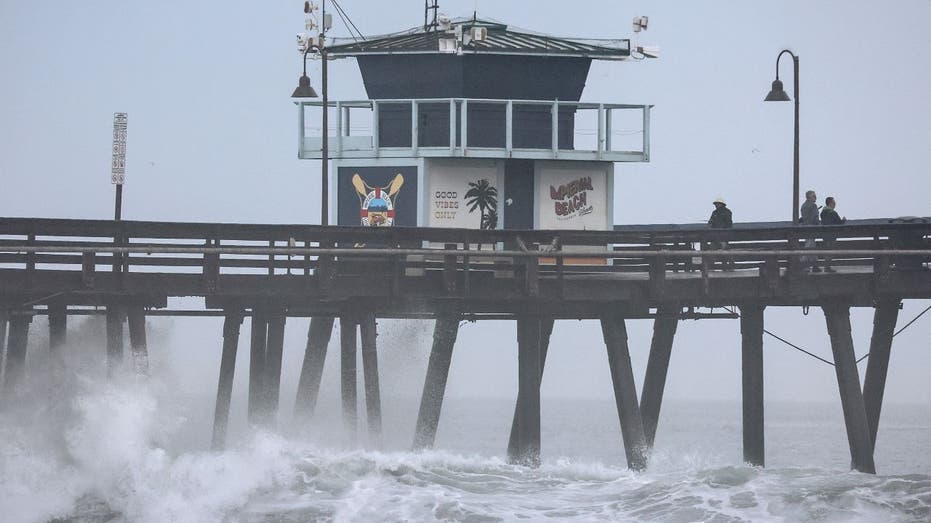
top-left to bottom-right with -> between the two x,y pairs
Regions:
708,197 -> 733,270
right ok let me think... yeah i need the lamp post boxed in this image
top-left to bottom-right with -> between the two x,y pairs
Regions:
764,49 -> 799,224
292,40 -> 328,226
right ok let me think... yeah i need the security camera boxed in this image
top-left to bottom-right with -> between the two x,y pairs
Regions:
632,16 -> 649,33
297,33 -> 309,52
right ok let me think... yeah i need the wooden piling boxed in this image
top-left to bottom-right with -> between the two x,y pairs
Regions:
48,304 -> 67,355
247,310 -> 268,425
263,312 -> 287,424
862,299 -> 900,451
739,304 -> 765,467
127,306 -> 149,375
513,316 -> 543,467
0,309 -> 7,379
507,318 -> 553,461
600,313 -> 648,471
294,317 -> 335,421
3,312 -> 32,391
340,316 -> 358,441
359,312 -> 382,445
211,311 -> 243,450
640,305 -> 679,448
105,305 -> 124,376
823,302 -> 876,474
413,316 -> 460,450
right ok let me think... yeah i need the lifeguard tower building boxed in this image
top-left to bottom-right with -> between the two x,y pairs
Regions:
296,12 -> 655,233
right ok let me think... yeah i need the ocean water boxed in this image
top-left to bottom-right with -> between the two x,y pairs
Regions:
1,324 -> 930,522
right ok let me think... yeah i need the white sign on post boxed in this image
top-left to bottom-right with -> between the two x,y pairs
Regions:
111,112 -> 128,185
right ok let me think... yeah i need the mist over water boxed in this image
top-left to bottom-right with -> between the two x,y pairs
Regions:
1,316 -> 929,522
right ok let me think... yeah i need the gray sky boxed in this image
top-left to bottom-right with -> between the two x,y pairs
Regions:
1,0 -> 929,411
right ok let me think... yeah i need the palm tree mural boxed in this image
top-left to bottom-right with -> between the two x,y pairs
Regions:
465,179 -> 498,230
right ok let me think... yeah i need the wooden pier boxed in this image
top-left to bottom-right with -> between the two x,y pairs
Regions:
0,217 -> 929,472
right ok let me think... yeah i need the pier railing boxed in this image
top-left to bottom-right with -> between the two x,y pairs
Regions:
0,218 -> 927,284
296,98 -> 652,162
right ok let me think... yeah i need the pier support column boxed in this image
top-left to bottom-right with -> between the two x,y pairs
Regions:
212,311 -> 243,450
512,316 -> 543,467
105,305 -> 124,376
3,312 -> 32,391
739,304 -> 765,467
247,310 -> 268,425
600,313 -> 648,471
340,316 -> 358,441
413,316 -> 461,450
48,304 -> 67,355
294,317 -> 335,422
359,312 -> 382,446
862,299 -> 900,452
507,318 -> 553,462
640,305 -> 680,448
263,312 -> 287,425
0,310 -> 7,381
823,302 -> 876,474
127,306 -> 149,375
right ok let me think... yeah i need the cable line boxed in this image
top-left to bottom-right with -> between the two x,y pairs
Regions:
331,0 -> 366,42
855,302 -> 931,364
723,306 -> 835,366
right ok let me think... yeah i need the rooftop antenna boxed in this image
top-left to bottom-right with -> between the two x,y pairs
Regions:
425,0 -> 439,32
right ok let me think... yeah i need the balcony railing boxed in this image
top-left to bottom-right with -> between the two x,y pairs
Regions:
297,98 -> 652,162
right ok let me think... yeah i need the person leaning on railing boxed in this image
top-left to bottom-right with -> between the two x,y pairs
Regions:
819,196 -> 846,273
708,197 -> 734,270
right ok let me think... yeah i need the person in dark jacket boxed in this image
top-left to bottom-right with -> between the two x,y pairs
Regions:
820,196 -> 846,272
799,190 -> 821,272
708,197 -> 733,270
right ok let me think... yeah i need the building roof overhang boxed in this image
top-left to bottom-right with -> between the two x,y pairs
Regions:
325,16 -> 643,61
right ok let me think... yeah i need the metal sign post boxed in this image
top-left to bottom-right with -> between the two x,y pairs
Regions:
111,112 -> 128,220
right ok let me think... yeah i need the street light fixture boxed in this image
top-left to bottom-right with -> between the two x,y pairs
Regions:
292,39 -> 329,226
764,49 -> 799,224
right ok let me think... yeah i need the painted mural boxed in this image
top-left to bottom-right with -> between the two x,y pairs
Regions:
337,166 -> 417,227
537,165 -> 608,230
427,161 -> 501,230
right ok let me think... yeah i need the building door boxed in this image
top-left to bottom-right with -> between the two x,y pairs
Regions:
503,160 -> 534,229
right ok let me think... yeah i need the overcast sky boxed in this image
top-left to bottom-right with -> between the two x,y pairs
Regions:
1,0 -> 929,417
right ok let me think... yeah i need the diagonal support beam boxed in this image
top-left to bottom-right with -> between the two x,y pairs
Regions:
413,315 -> 461,450
359,312 -> 382,446
294,317 -> 335,422
862,299 -> 900,452
212,310 -> 243,450
640,305 -> 680,448
600,313 -> 648,471
823,302 -> 876,474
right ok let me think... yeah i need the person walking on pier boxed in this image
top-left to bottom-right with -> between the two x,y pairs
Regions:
820,196 -> 847,272
800,190 -> 821,272
708,197 -> 733,270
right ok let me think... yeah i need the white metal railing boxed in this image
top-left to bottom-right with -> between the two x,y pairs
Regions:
296,98 -> 652,162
